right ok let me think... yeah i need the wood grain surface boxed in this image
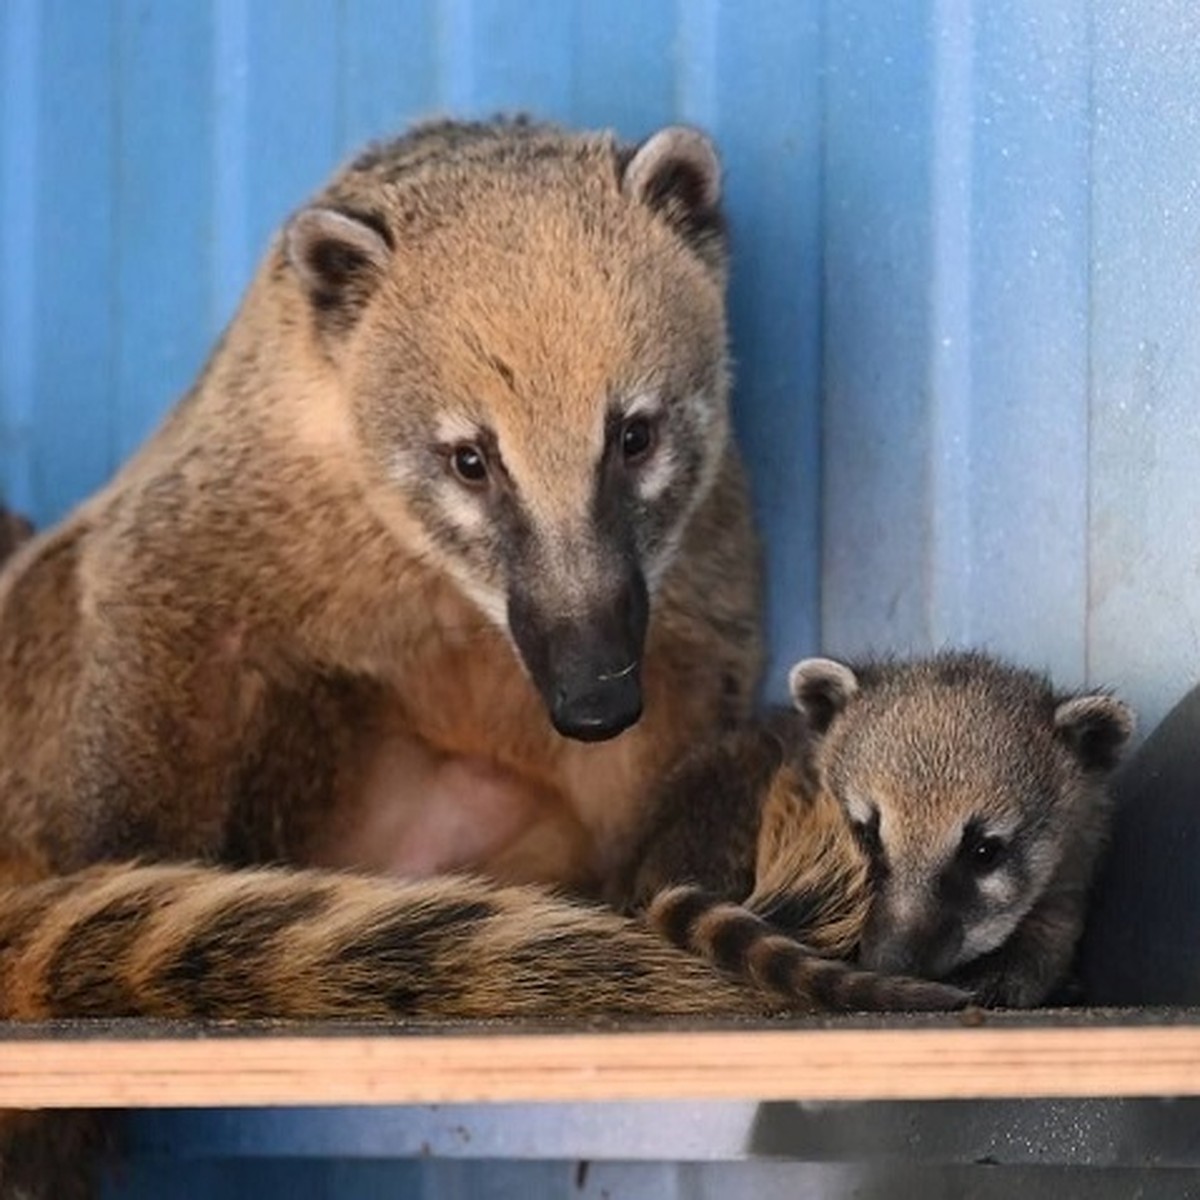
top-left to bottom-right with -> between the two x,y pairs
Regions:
0,1012 -> 1197,1108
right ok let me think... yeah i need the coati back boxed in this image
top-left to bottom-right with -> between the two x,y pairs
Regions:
625,651 -> 1134,1008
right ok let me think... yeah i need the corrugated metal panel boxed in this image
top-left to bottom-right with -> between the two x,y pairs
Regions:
6,1 -> 1199,717
823,0 -> 1095,688
0,0 -> 823,703
819,0 -> 1200,738
0,0 -> 1196,1195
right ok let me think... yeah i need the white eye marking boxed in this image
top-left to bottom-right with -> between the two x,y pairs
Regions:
636,444 -> 676,501
616,393 -> 670,498
435,412 -> 484,445
622,392 -> 664,422
456,579 -> 507,628
960,911 -> 1022,961
438,485 -> 487,533
845,791 -> 876,827
976,871 -> 1017,905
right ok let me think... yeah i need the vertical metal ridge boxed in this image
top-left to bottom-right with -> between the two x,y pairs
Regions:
108,0 -> 124,481
435,0 -> 475,113
212,0 -> 248,332
0,0 -> 38,513
812,0 -> 829,651
1082,0 -> 1097,686
334,0 -> 349,150
673,0 -> 720,128
927,0 -> 975,646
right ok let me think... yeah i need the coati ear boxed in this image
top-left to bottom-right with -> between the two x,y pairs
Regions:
1054,694 -> 1136,772
788,658 -> 859,735
621,126 -> 725,271
285,207 -> 393,331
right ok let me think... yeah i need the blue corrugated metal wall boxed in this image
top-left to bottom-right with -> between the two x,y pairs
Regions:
1,0 -> 1198,1195
0,0 -> 823,703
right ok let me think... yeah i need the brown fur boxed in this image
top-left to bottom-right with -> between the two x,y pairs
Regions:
0,116 -> 758,930
0,118 -> 766,1194
0,863 -> 765,1022
0,119 -> 760,892
620,652 -> 1134,1011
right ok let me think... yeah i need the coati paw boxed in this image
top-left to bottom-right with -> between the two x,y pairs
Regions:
945,962 -> 1045,1009
885,975 -> 974,1013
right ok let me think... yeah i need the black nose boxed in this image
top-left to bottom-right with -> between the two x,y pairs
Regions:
550,666 -> 643,742
508,570 -> 649,744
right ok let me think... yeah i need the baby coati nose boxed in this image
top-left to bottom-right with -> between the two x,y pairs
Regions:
551,665 -> 644,742
860,908 -> 962,980
858,936 -> 919,978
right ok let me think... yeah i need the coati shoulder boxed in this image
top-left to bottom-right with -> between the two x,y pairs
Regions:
622,650 -> 1134,1008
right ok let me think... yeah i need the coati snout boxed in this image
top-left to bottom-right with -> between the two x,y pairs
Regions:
508,567 -> 649,741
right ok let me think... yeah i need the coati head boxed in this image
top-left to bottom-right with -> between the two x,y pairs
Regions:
788,652 -> 1134,980
281,118 -> 732,742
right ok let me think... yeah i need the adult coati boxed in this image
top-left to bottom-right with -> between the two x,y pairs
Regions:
0,118 -> 965,1196
0,116 -> 769,1002
623,651 -> 1134,1008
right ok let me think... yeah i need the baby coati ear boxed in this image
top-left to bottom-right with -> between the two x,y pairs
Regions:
621,127 -> 725,271
788,658 -> 860,735
285,207 -> 394,332
1054,694 -> 1136,772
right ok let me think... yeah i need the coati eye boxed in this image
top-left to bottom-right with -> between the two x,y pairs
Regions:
620,416 -> 656,464
971,837 -> 1007,870
960,824 -> 1008,873
450,442 -> 489,488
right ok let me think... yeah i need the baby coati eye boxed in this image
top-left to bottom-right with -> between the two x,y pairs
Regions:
972,837 -> 1006,869
960,826 -> 1008,873
449,442 -> 489,488
620,416 -> 657,464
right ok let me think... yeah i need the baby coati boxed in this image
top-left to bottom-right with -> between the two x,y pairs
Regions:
620,651 -> 1134,1007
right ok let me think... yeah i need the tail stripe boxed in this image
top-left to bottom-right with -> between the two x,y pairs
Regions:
45,883 -> 170,1017
0,864 -> 762,1021
645,883 -> 970,1014
153,889 -> 330,1019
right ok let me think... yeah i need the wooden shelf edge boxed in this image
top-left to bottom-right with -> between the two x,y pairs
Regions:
2,1023 -> 1200,1108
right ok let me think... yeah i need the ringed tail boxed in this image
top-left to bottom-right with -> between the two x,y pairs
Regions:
645,884 -> 970,1013
0,863 -> 766,1022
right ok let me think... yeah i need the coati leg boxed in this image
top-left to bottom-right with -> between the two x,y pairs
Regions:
61,615 -> 260,868
0,1111 -> 116,1200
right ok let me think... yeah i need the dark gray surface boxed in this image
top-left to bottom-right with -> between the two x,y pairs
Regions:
1081,681 -> 1200,1005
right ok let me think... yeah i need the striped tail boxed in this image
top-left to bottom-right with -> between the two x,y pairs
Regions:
645,884 -> 970,1013
0,863 -> 771,1022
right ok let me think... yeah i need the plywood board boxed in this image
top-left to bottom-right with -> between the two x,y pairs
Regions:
0,1012 -> 1197,1109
